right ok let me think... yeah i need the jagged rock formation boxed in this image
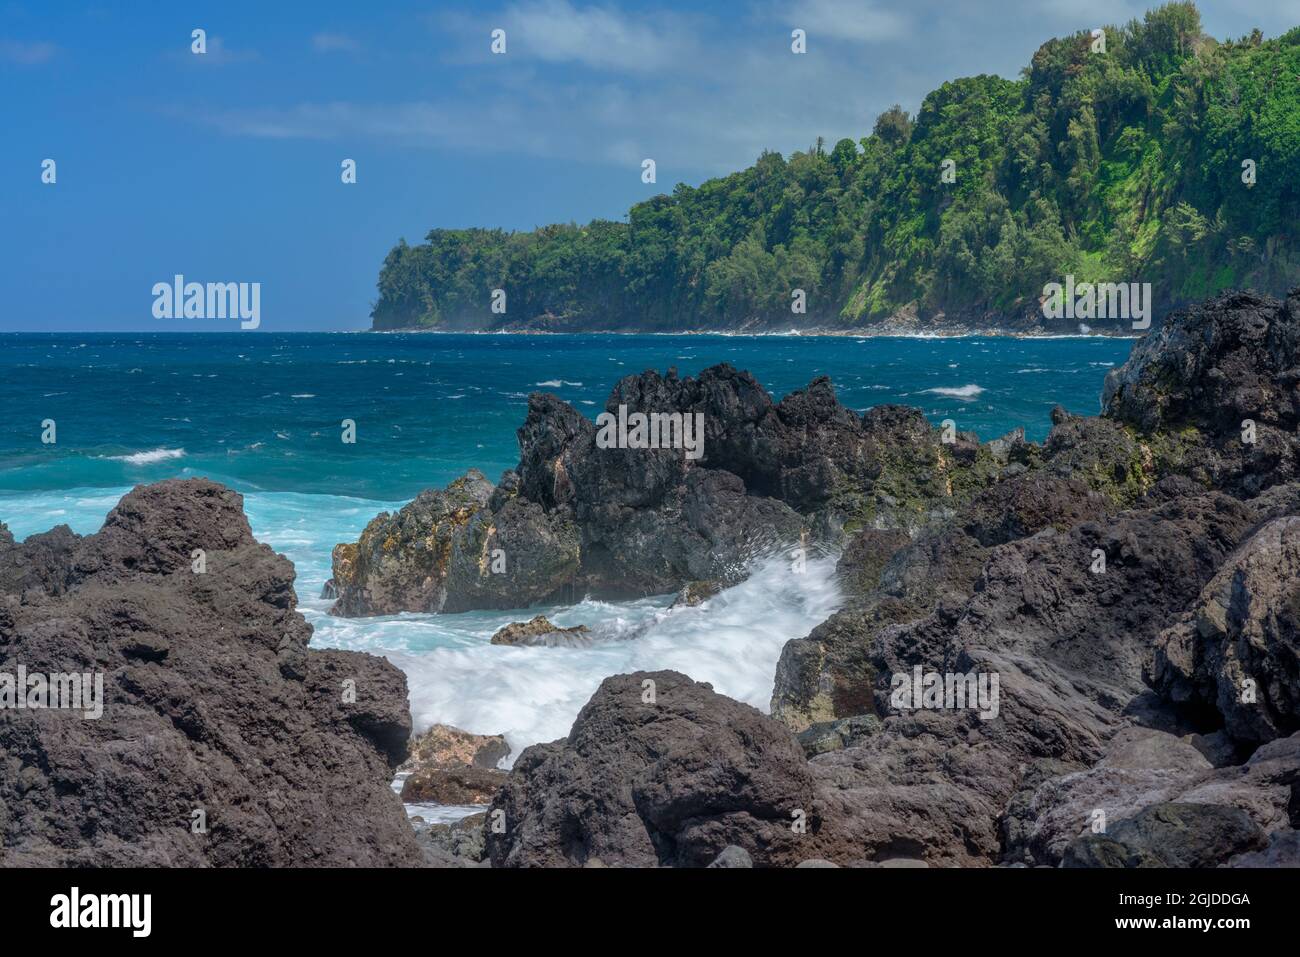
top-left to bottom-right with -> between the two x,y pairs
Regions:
1150,516 -> 1300,746
0,480 -> 422,867
329,469 -> 581,617
332,365 -> 1009,617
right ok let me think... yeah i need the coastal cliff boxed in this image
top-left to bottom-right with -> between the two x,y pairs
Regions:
370,6 -> 1300,336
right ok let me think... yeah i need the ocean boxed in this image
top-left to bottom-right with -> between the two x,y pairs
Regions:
0,331 -> 1133,786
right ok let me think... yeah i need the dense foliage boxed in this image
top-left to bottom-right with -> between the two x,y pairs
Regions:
372,4 -> 1300,332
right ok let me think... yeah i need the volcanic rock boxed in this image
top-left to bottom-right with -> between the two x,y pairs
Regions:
0,479 -> 422,867
1150,516 -> 1300,746
485,671 -> 815,868
489,615 -> 591,647
401,766 -> 506,805
400,723 -> 510,772
1061,802 -> 1267,868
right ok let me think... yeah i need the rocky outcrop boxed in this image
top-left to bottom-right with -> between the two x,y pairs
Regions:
329,470 -> 581,617
332,364 -> 1014,616
1101,289 -> 1300,497
669,580 -> 722,608
490,615 -> 591,647
400,723 -> 510,772
1061,802 -> 1268,868
0,524 -> 79,598
770,473 -> 1114,732
399,722 -> 511,807
415,812 -> 488,867
958,472 -> 1111,547
401,766 -> 506,805
1150,516 -> 1300,747
1001,728 -> 1214,866
0,479 -> 422,867
485,671 -> 815,867
789,488 -> 1263,865
444,286 -> 1300,869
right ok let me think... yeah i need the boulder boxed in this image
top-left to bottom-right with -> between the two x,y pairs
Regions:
1061,803 -> 1267,868
1001,728 -> 1214,866
0,479 -> 422,867
1102,289 -> 1300,496
400,723 -> 510,772
1150,517 -> 1300,746
669,580 -> 723,608
401,766 -> 506,805
416,812 -> 488,867
486,671 -> 815,867
329,470 -> 496,616
489,615 -> 591,647
707,845 -> 754,868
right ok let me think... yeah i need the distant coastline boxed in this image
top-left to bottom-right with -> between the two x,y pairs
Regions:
367,323 -> 1144,340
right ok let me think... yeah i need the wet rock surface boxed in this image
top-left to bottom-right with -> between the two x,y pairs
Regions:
401,766 -> 506,805
400,723 -> 510,772
488,616 -> 590,647
331,364 -> 1009,616
11,286 -> 1300,869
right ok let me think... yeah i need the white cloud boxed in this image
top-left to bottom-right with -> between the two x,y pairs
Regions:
783,0 -> 908,43
196,41 -> 902,176
507,0 -> 684,69
436,0 -> 701,72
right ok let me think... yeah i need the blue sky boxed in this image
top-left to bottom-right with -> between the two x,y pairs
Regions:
2,0 -> 1296,331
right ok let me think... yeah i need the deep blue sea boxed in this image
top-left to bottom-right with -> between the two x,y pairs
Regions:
0,331 -> 1132,806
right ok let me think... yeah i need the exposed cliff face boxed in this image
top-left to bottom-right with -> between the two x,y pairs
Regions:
0,479 -> 422,867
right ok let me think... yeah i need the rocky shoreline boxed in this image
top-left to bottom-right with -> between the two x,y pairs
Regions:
3,288 -> 1299,868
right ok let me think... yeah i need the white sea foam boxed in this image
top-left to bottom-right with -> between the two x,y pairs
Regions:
4,487 -> 838,775
106,448 -> 186,465
299,539 -> 841,765
923,384 -> 984,398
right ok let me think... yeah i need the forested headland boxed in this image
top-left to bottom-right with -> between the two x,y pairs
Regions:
371,3 -> 1300,335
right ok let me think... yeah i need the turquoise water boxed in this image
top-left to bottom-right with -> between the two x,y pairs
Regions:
0,332 -> 1131,499
0,331 -> 1133,763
